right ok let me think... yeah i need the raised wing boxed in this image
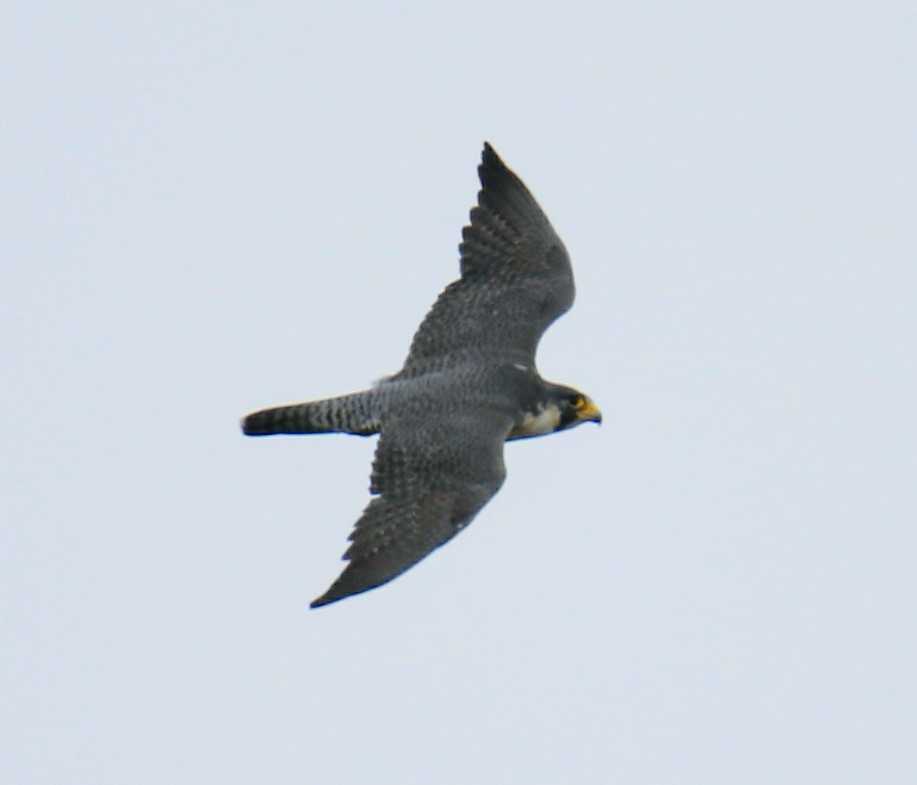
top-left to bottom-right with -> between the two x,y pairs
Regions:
401,143 -> 575,374
310,406 -> 513,608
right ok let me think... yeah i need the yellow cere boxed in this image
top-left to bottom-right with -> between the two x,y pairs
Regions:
575,395 -> 602,422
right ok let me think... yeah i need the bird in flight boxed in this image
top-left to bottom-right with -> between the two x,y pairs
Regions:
242,143 -> 601,608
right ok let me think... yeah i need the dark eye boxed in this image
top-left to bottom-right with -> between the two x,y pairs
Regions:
571,394 -> 584,409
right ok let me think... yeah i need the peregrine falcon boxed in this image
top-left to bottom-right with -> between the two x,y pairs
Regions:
242,143 -> 601,608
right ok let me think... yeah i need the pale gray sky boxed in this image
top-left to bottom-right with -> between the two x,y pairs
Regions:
4,2 -> 916,783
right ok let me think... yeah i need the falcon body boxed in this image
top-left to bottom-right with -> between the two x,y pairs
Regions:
242,144 -> 601,607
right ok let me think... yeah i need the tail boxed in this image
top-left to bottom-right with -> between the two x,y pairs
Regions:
241,391 -> 380,437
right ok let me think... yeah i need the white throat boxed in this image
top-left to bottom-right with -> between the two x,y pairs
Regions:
515,403 -> 561,437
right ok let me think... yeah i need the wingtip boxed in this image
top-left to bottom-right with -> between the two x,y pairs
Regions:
309,577 -> 352,609
309,560 -> 400,609
310,588 -> 356,609
481,141 -> 503,167
478,141 -> 515,190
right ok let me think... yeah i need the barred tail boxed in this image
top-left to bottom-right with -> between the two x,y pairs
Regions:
241,391 -> 380,437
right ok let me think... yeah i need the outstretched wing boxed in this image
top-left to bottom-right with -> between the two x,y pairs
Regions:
310,406 -> 513,608
401,143 -> 575,373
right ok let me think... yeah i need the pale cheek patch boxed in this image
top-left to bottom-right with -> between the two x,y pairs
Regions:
517,405 -> 561,436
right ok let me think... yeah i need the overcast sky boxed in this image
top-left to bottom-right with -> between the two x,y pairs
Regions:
4,3 -> 916,784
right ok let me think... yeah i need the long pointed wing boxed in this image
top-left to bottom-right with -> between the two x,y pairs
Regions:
401,143 -> 575,373
310,406 -> 513,608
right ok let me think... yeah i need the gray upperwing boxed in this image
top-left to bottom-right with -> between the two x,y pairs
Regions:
310,405 -> 513,607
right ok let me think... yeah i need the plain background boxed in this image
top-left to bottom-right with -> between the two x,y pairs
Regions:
4,3 -> 915,783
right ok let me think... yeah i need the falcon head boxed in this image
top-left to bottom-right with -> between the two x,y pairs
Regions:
510,384 -> 602,440
556,388 -> 603,431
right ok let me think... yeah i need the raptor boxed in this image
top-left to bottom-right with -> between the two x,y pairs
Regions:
242,143 -> 601,608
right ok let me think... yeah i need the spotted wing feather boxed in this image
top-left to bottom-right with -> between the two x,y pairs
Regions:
401,143 -> 575,373
310,407 -> 512,608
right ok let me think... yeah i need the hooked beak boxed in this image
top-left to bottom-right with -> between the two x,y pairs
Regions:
577,397 -> 602,425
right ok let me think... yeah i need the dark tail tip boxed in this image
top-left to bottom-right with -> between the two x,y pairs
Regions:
240,410 -> 275,436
